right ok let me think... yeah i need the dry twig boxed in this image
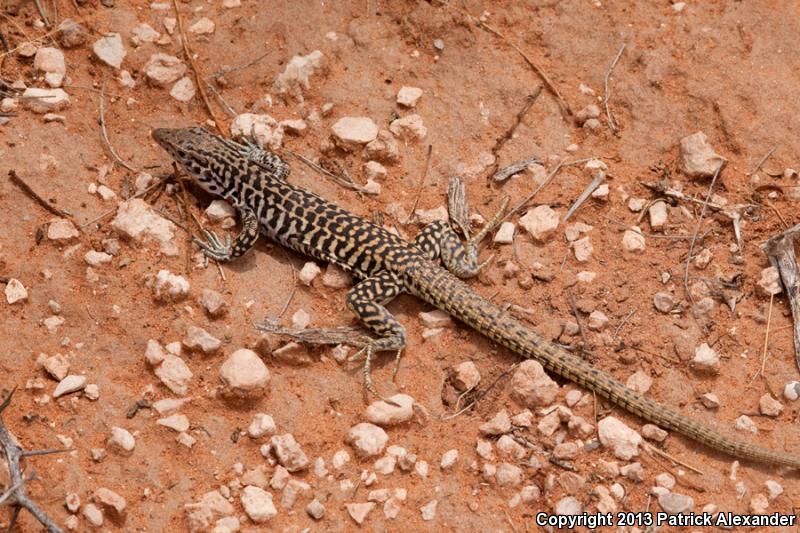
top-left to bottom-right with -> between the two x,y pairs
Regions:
683,162 -> 724,304
0,388 -> 66,533
441,363 -> 520,420
8,170 -> 72,218
172,0 -> 229,137
487,88 -> 542,180
603,44 -> 626,134
409,145 -> 433,218
99,82 -> 137,172
763,224 -> 800,371
449,3 -> 572,120
751,145 -> 777,175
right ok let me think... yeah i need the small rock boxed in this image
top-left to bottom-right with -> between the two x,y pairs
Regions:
648,201 -> 668,230
765,480 -> 783,500
130,23 -> 160,45
143,53 -> 186,86
332,449 -> 350,470
479,410 -> 511,436
419,309 -> 451,328
291,309 -> 311,329
389,114 -> 427,141
281,119 -> 307,135
200,289 -> 228,317
58,19 -> 86,48
47,217 -> 79,241
83,503 -> 104,526
758,266 -> 782,296
65,492 -> 81,513
653,292 -> 674,313
248,413 -> 276,439
510,360 -> 559,408
22,88 -> 70,113
555,496 -> 583,515
184,325 -> 222,355
496,435 -> 526,460
420,500 -> 437,521
397,86 -> 423,107
306,498 -> 325,520
784,381 -> 800,401
230,113 -> 283,149
240,486 -> 277,523
572,236 -> 593,262
591,183 -> 609,199
281,479 -> 310,508
598,416 -> 641,460
322,264 -> 352,288
658,491 -> 694,514
642,424 -> 668,442
298,262 -> 321,285
575,104 -> 600,125
54,375 -> 87,398
494,222 -> 515,244
622,227 -> 646,252
188,17 -> 215,34
271,434 -> 309,472
628,198 -> 646,212
363,130 -> 400,164
452,361 -> 480,391
93,33 -> 126,69
519,205 -> 559,242
270,466 -> 290,490
5,279 -> 28,304
700,393 -> 720,409
170,76 -> 196,102
678,132 -> 725,178
157,413 -> 189,432
108,427 -> 135,455
34,47 -> 66,87
84,250 -> 112,266
587,310 -> 608,331
735,415 -> 758,434
759,394 -> 783,417
219,349 -> 271,399
272,50 -> 324,97
365,394 -> 415,426
154,355 -> 192,396
692,343 -> 720,374
112,199 -> 178,256
93,487 -> 126,517
346,502 -> 375,525
347,423 -> 388,457
43,354 -> 69,380
750,493 -> 769,514
440,449 -> 458,469
331,117 -> 379,149
364,160 -> 387,181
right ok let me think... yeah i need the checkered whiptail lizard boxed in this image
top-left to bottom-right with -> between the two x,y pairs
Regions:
153,126 -> 800,469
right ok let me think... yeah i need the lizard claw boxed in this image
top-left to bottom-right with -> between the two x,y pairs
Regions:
193,229 -> 233,262
349,343 -> 401,407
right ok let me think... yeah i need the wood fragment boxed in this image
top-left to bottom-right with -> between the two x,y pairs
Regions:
563,171 -> 606,222
32,0 -> 51,27
172,0 -> 229,137
8,170 -> 72,218
603,44 -> 626,134
492,156 -> 543,183
254,322 -> 374,347
99,82 -> 137,172
763,224 -> 800,372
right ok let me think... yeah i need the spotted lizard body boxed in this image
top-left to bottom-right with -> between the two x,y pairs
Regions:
153,126 -> 800,469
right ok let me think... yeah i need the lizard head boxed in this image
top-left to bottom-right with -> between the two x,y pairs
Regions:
152,126 -> 240,197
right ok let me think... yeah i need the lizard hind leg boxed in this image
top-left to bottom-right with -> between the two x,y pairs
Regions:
345,271 -> 406,402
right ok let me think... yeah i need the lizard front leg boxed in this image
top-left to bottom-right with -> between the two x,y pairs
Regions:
195,205 -> 260,262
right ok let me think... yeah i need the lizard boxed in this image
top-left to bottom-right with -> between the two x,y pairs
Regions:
152,126 -> 800,469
